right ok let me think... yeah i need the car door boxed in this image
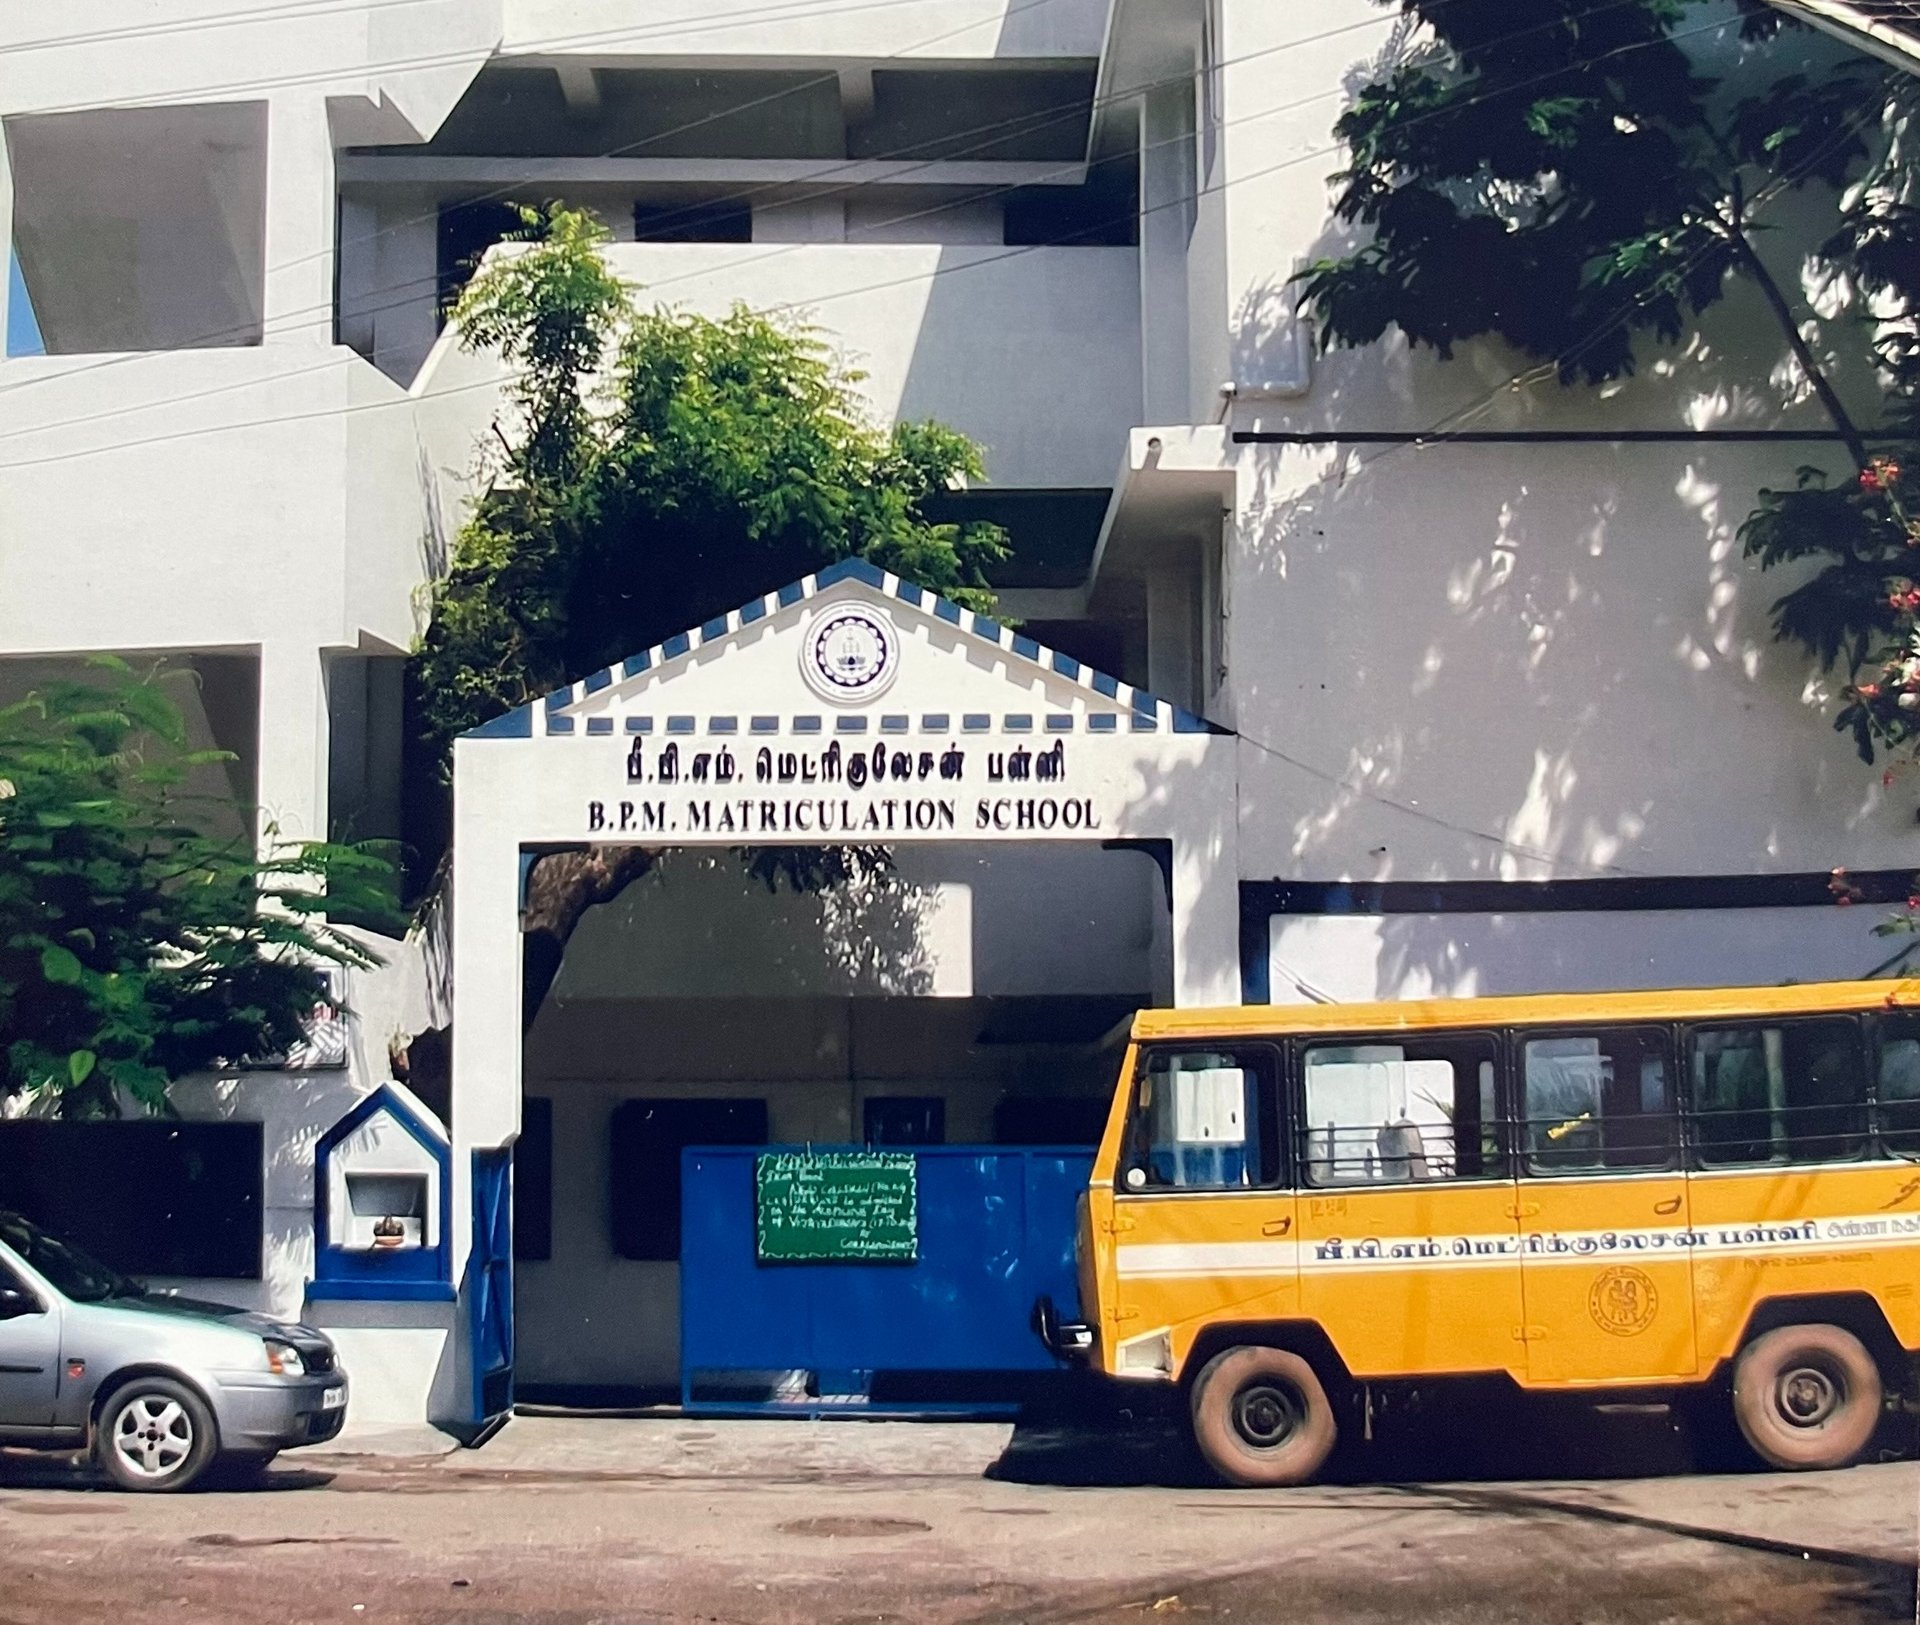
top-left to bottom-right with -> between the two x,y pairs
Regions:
1103,1042 -> 1295,1375
1513,1024 -> 1698,1384
0,1255 -> 60,1426
1293,1029 -> 1525,1381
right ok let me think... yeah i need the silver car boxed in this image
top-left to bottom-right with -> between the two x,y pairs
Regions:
0,1210 -> 347,1492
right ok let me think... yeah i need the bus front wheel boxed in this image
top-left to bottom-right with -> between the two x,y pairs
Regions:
1731,1323 -> 1882,1471
1190,1346 -> 1338,1487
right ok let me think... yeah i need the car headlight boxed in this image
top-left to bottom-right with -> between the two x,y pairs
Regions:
264,1339 -> 306,1376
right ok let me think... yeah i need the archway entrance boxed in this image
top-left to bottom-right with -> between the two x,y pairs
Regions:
448,562 -> 1239,1423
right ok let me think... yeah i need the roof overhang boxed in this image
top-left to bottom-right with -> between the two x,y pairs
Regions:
1767,1 -> 1920,72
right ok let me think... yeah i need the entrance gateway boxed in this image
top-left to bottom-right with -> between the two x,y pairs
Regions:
446,561 -> 1240,1423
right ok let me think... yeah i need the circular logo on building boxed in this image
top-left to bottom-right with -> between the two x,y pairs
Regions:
802,606 -> 900,703
1588,1266 -> 1659,1337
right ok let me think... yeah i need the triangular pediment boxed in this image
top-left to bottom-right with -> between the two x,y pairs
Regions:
464,560 -> 1224,742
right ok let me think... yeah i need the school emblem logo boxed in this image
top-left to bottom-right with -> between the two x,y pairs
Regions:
802,606 -> 899,703
1588,1266 -> 1658,1337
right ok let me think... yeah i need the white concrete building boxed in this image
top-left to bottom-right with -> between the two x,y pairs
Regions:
0,0 -> 1911,1430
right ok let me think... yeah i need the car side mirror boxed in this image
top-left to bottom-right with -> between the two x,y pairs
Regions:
0,1287 -> 42,1320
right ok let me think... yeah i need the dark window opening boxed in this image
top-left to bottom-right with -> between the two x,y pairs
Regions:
514,1097 -> 554,1263
1003,155 -> 1138,247
437,199 -> 525,321
1521,1027 -> 1676,1175
609,1098 -> 768,1261
0,1122 -> 262,1279
862,1097 -> 945,1147
633,198 -> 752,243
1689,1019 -> 1867,1166
993,1095 -> 1109,1147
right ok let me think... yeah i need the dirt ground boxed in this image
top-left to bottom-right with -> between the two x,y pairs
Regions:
2,1408 -> 1916,1625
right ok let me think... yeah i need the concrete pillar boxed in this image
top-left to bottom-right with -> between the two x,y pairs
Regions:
256,643 -> 330,852
262,96 -> 337,346
1146,558 -> 1199,712
1139,82 -> 1195,424
1170,813 -> 1240,1007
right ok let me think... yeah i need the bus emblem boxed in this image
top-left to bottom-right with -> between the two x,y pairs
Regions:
1588,1266 -> 1658,1337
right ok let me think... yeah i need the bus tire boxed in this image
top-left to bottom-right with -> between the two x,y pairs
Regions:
1189,1345 -> 1337,1488
1731,1324 -> 1882,1471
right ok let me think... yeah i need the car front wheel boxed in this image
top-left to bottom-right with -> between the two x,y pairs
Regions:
96,1377 -> 217,1493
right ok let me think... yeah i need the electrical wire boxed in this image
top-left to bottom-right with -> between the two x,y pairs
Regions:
0,0 -> 1709,447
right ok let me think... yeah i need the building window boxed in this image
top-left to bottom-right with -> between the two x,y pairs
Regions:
608,1098 -> 768,1261
1879,1017 -> 1920,1154
1123,1046 -> 1279,1192
633,199 -> 751,243
1520,1028 -> 1676,1175
1301,1035 -> 1501,1186
993,1095 -> 1110,1146
437,199 -> 524,320
862,1097 -> 944,1147
1688,1020 -> 1867,1166
514,1097 -> 554,1263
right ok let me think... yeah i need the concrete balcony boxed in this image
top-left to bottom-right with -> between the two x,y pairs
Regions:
0,347 -> 427,659
500,0 -> 1111,62
415,241 -> 1143,528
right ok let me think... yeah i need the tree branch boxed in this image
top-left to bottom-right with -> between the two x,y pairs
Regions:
1721,214 -> 1871,470
520,844 -> 658,1033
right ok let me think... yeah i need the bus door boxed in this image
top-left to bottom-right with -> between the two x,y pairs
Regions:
1105,1043 -> 1294,1375
1293,1031 -> 1524,1381
1513,1025 -> 1697,1384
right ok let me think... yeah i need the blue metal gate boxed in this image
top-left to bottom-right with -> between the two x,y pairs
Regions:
468,1147 -> 514,1429
679,1145 -> 1093,1416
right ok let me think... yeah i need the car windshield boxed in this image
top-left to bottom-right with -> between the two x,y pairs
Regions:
0,1211 -> 140,1303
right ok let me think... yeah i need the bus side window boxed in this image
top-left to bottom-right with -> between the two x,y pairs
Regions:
1688,1020 -> 1866,1166
1876,1018 -> 1920,1155
1124,1048 -> 1278,1193
1299,1035 -> 1501,1187
1521,1028 -> 1675,1176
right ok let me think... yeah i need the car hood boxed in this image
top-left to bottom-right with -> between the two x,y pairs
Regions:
98,1291 -> 326,1346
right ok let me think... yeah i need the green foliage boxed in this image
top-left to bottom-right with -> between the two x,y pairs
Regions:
0,664 -> 401,1118
411,205 -> 1008,786
1299,0 -> 1884,384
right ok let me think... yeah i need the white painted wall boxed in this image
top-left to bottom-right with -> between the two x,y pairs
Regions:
1223,436 -> 1915,882
500,0 -> 1112,61
414,242 -> 1143,499
1269,906 -> 1902,1006
550,844 -> 1163,1002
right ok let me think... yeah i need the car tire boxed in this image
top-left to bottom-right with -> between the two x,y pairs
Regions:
1190,1345 -> 1338,1488
1731,1324 -> 1883,1471
95,1376 -> 218,1493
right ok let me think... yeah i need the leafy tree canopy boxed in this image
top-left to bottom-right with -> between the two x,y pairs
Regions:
1300,0 -> 1885,447
0,664 -> 400,1118
412,205 -> 1006,779
408,207 -> 1008,1026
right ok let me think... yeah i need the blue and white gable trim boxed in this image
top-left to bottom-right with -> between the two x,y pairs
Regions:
463,559 -> 1228,741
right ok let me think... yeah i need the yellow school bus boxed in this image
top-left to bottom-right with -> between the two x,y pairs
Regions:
1039,980 -> 1920,1485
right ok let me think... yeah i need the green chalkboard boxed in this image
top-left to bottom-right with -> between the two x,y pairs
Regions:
754,1152 -> 918,1262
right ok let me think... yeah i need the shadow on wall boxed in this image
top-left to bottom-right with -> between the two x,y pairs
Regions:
547,847 -> 941,1002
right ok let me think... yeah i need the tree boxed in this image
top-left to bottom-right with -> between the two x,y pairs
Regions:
410,206 -> 1008,1026
1300,1 -> 1885,457
0,663 -> 401,1118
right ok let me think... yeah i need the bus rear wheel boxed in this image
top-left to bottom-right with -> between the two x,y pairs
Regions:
1190,1346 -> 1338,1487
1731,1324 -> 1882,1471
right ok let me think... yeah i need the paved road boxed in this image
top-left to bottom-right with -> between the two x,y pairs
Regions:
2,1411 -> 1916,1625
